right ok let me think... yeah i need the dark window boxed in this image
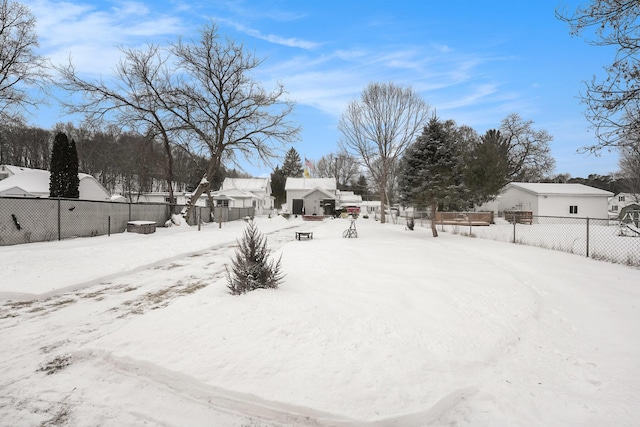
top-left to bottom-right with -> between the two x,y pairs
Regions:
619,195 -> 626,202
569,205 -> 578,214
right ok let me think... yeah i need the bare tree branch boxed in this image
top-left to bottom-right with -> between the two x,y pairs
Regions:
338,82 -> 429,223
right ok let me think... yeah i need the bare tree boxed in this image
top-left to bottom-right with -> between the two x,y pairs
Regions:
315,151 -> 360,190
557,1 -> 640,152
0,0 -> 47,122
339,82 -> 429,223
55,44 -> 183,203
499,113 -> 555,182
619,145 -> 640,197
167,24 -> 300,219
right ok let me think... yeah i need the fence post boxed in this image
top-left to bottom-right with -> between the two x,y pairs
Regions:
128,202 -> 132,221
57,197 -> 61,241
198,207 -> 201,231
108,216 -> 111,237
586,217 -> 590,258
512,219 -> 516,244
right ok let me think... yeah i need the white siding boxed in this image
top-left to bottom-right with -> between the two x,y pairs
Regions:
499,187 -> 538,213
538,194 -> 608,218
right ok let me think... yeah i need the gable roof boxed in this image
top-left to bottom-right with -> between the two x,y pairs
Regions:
221,177 -> 270,191
0,164 -> 33,177
0,169 -> 111,200
285,177 -> 336,191
214,188 -> 259,199
302,187 -> 335,199
506,182 -> 613,197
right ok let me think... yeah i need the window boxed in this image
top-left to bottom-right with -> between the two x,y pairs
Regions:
619,195 -> 626,202
612,206 -> 618,212
569,205 -> 578,214
216,200 -> 229,207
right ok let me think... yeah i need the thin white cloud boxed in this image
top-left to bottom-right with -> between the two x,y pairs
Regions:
27,0 -> 188,74
215,17 -> 319,49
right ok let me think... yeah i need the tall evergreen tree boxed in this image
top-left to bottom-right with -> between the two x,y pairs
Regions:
64,137 -> 80,198
353,174 -> 369,200
463,129 -> 509,206
398,116 -> 463,237
270,165 -> 286,209
49,132 -> 80,198
49,132 -> 68,198
281,147 -> 303,177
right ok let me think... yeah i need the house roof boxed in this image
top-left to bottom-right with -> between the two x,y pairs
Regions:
506,182 -> 613,197
285,177 -> 337,191
214,188 -> 259,199
221,178 -> 270,191
0,169 -> 111,200
336,190 -> 363,205
0,164 -> 33,176
302,187 -> 335,199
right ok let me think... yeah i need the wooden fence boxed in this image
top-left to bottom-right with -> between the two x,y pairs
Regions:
434,211 -> 494,226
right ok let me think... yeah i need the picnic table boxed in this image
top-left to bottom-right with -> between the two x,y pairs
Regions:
295,231 -> 313,240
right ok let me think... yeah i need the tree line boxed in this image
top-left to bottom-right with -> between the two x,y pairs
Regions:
0,0 -> 638,219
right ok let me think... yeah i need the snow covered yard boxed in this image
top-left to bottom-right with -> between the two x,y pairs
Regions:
1,216 -> 639,426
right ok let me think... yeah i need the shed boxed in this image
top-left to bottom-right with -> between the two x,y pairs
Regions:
284,178 -> 337,215
485,182 -> 613,219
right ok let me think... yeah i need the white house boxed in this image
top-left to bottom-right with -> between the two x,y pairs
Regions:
0,164 -> 33,181
213,177 -> 274,214
335,190 -> 363,211
608,192 -> 640,217
284,177 -> 337,215
480,182 -> 613,219
0,168 -> 112,201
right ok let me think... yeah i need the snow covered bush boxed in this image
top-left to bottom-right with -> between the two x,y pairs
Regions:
226,220 -> 284,295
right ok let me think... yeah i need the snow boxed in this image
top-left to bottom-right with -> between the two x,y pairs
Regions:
1,216 -> 639,426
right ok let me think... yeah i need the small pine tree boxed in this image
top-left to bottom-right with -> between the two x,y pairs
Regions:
226,220 -> 284,295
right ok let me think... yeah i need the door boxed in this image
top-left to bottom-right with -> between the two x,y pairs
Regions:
292,199 -> 304,215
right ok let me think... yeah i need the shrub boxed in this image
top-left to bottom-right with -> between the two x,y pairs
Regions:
226,220 -> 284,295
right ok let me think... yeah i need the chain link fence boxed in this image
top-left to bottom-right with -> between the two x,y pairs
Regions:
0,197 -> 216,246
396,213 -> 640,267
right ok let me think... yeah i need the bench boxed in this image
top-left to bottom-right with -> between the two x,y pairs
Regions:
295,231 -> 313,240
127,220 -> 157,234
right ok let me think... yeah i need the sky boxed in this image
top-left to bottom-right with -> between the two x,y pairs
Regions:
1,216 -> 639,424
22,0 -> 623,179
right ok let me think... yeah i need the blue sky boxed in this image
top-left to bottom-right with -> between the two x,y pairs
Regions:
24,0 -> 620,178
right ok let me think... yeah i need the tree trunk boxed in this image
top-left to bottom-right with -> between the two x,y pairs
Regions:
379,182 -> 386,224
430,198 -> 438,237
182,156 -> 219,221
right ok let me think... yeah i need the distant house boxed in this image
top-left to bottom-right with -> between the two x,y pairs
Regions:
336,190 -> 363,211
0,168 -> 112,201
479,182 -> 613,219
609,192 -> 640,216
0,164 -> 33,181
213,177 -> 274,215
284,177 -> 337,215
